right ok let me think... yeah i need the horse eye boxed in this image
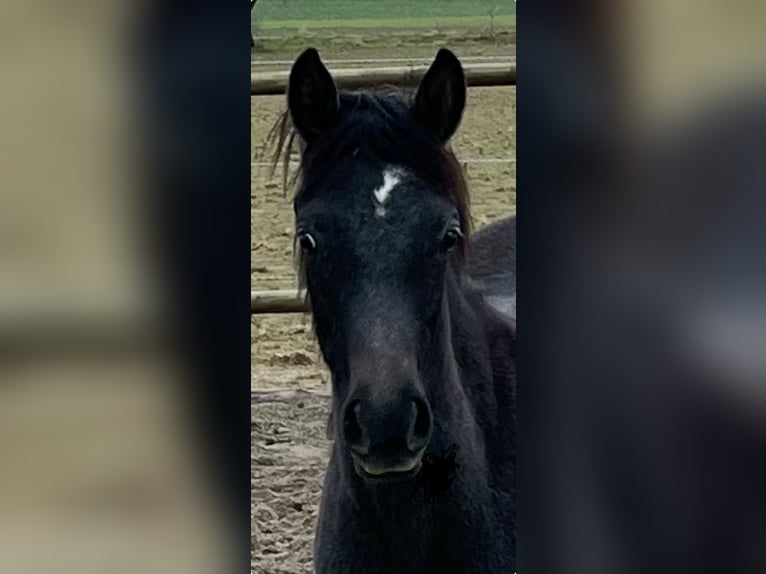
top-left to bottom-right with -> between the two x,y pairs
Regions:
298,231 -> 317,252
442,228 -> 463,251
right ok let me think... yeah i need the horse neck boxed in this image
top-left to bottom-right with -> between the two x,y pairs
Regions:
436,265 -> 512,447
439,265 -> 496,388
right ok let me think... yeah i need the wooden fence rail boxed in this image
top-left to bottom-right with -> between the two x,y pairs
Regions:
251,289 -> 309,314
251,61 -> 516,96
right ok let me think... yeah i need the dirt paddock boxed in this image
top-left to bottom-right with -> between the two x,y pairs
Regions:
251,46 -> 515,572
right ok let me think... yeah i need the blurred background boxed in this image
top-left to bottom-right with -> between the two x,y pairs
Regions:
0,0 -> 249,572
520,1 -> 766,573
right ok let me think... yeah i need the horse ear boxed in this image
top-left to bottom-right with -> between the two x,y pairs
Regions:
413,48 -> 466,144
288,48 -> 339,144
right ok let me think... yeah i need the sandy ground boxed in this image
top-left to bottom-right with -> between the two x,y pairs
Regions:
251,41 -> 515,573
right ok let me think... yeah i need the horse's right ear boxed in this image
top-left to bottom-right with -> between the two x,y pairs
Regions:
288,48 -> 339,144
413,48 -> 466,144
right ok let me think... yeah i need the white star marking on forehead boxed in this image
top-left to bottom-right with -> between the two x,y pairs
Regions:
372,167 -> 403,218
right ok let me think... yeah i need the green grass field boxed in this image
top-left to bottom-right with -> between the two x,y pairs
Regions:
258,15 -> 515,31
253,0 -> 516,31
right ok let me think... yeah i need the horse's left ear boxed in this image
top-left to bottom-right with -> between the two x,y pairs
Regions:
288,48 -> 339,144
413,48 -> 466,144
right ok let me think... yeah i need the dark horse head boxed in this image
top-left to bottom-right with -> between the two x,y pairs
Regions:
271,48 -> 515,573
273,48 -> 472,482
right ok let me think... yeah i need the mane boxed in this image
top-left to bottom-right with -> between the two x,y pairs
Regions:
267,87 -> 473,291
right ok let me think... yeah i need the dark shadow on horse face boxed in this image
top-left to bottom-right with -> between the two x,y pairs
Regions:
287,47 -> 468,483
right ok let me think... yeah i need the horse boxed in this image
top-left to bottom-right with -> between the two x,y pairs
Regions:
468,216 -> 516,324
269,47 -> 516,574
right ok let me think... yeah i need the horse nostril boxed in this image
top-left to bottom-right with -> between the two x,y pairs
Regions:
344,394 -> 430,456
343,400 -> 366,451
408,398 -> 432,451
